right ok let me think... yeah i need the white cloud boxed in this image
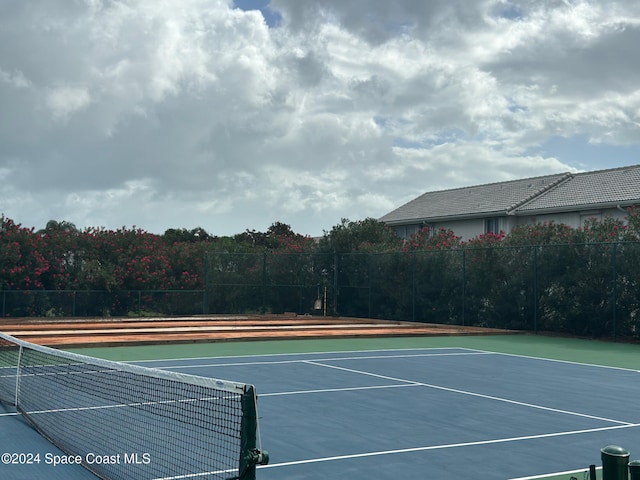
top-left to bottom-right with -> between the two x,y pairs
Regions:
393,141 -> 572,190
46,86 -> 91,120
0,68 -> 31,88
0,0 -> 639,236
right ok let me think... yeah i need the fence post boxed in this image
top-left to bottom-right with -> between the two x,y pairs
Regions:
461,250 -> 466,326
612,243 -> 618,341
202,252 -> 209,314
533,246 -> 538,334
262,251 -> 267,314
367,254 -> 372,318
333,252 -> 339,316
412,252 -> 416,322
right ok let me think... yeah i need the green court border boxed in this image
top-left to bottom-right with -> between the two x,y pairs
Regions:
67,333 -> 640,480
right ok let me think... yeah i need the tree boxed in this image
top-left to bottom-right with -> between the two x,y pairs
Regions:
38,220 -> 78,235
318,218 -> 401,253
266,221 -> 297,238
163,227 -> 213,244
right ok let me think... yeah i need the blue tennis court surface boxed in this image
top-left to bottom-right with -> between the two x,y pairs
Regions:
3,346 -> 640,479
0,404 -> 98,480
128,347 -> 640,480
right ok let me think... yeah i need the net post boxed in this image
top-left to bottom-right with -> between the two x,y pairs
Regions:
14,344 -> 23,407
239,385 -> 268,480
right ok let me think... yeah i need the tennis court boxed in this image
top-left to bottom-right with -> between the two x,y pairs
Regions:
2,334 -> 640,479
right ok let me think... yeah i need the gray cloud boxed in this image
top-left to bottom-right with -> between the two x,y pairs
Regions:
0,0 -> 638,236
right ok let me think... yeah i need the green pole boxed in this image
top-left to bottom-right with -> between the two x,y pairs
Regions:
612,243 -> 618,341
203,252 -> 209,314
261,252 -> 267,314
601,445 -> 629,480
367,254 -> 372,318
533,247 -> 538,334
629,460 -> 640,480
412,251 -> 416,322
461,250 -> 466,326
333,252 -> 339,316
238,385 -> 268,480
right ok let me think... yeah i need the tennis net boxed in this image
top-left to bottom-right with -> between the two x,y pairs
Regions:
0,331 -> 268,480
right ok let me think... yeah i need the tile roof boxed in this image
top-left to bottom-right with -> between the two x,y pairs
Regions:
516,165 -> 640,213
380,165 -> 640,224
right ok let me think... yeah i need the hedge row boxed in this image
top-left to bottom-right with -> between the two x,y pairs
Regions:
1,208 -> 639,337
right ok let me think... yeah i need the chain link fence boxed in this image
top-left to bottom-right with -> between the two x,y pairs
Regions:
2,243 -> 639,340
0,290 -> 205,318
205,243 -> 640,339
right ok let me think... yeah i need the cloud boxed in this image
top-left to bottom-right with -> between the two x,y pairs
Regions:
46,86 -> 92,120
0,0 -> 639,236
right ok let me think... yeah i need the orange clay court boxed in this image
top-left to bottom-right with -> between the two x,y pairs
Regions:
0,315 -> 511,347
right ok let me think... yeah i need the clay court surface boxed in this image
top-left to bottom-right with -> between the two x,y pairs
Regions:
0,315 -> 510,347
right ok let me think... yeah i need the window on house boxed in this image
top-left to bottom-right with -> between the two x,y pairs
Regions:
406,224 -> 420,238
392,224 -> 423,241
485,218 -> 501,234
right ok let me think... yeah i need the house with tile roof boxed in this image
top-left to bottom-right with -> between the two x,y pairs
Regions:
379,164 -> 640,241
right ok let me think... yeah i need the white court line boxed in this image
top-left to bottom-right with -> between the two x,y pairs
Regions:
257,423 -> 639,470
129,346 -> 484,364
130,345 -> 640,375
151,466 -> 236,480
155,350 -> 491,370
472,348 -> 640,373
259,382 -> 422,397
303,360 -> 634,425
149,440 -> 607,480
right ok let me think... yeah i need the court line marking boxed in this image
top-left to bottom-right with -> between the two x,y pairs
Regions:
0,384 -> 421,414
257,423 -> 639,470
303,360 -> 634,425
153,351 -> 492,370
259,382 -> 421,397
151,467 -> 236,480
147,446 -> 608,480
472,348 -> 640,373
126,347 -> 482,364
3,345 -> 630,479
128,346 -> 640,374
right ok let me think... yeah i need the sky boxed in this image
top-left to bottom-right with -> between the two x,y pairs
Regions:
1,0 -> 640,237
